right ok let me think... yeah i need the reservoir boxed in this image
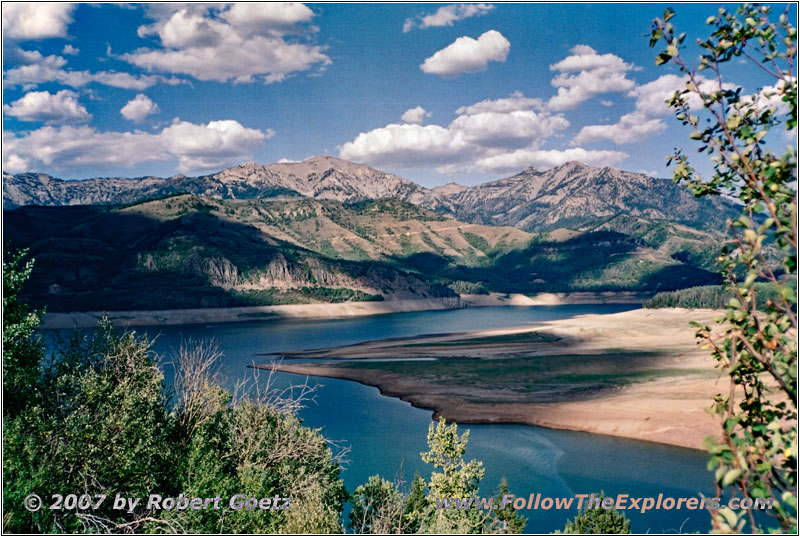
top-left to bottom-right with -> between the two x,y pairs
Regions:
46,304 -> 714,533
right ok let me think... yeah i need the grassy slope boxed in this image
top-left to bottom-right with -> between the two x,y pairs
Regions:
4,194 -> 725,311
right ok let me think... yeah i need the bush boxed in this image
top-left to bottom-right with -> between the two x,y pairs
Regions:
2,254 -> 346,533
557,493 -> 631,534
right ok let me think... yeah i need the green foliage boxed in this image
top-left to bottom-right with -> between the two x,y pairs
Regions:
402,474 -> 430,533
173,394 -> 345,533
557,494 -> 631,534
350,419 -> 528,535
2,257 -> 346,533
419,419 -> 486,534
2,248 -> 43,416
462,232 -> 492,254
490,478 -> 527,533
348,476 -> 406,534
645,280 -> 797,310
650,3 -> 797,532
4,322 -> 175,532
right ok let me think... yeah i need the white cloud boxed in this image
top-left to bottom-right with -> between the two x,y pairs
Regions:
62,44 -> 79,56
2,3 -> 75,40
3,89 -> 90,124
401,106 -> 431,124
3,126 -> 168,172
4,119 -> 272,174
124,5 -> 330,83
455,91 -> 543,114
121,94 -> 160,122
738,78 -> 794,116
403,4 -> 494,32
219,3 -> 316,35
574,111 -> 666,145
160,119 -> 273,171
449,110 -> 568,148
339,92 -> 571,172
339,123 -> 470,168
548,45 -> 636,111
575,74 -> 738,145
420,30 -> 509,76
474,147 -> 629,174
3,50 -> 182,90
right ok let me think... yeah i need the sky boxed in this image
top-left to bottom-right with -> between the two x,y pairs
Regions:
2,2 -> 796,187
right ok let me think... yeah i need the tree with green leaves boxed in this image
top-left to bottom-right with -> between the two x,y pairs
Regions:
649,3 -> 797,533
557,493 -> 631,534
489,477 -> 528,533
3,252 -> 346,533
422,417 -> 487,534
351,419 -> 528,535
348,475 -> 406,533
3,249 -> 43,417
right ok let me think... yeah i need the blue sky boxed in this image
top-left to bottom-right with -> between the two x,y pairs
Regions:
2,2 -> 795,186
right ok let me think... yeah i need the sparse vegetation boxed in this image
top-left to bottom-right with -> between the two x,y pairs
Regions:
651,3 -> 797,532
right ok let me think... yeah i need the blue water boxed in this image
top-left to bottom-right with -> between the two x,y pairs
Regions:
44,305 -> 716,533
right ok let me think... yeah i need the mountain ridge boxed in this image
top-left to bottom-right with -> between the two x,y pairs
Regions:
3,156 -> 739,236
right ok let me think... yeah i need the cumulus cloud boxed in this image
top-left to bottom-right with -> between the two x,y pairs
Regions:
124,5 -> 330,83
160,119 -> 273,171
400,106 -> 431,124
548,45 -> 636,111
449,110 -> 568,148
420,30 -> 509,76
474,147 -> 629,174
2,3 -> 75,40
62,44 -> 79,56
121,94 -> 160,122
573,111 -> 666,145
339,123 -> 470,168
403,4 -> 494,32
4,118 -> 272,174
3,49 -> 182,90
3,90 -> 91,124
456,91 -> 544,115
575,74 -> 738,145
339,92 -> 574,172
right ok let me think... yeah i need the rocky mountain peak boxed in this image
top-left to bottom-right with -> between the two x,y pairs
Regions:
432,182 -> 468,196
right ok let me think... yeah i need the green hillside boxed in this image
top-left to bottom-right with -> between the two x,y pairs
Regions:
4,194 -> 723,311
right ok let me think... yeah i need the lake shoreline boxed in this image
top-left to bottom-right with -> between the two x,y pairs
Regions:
39,291 -> 648,329
256,308 -> 722,451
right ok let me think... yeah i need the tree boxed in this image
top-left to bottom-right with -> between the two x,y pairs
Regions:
421,418 -> 486,534
489,477 -> 527,533
649,3 -> 797,532
557,493 -> 631,534
348,475 -> 406,534
3,255 -> 347,533
4,321 -> 177,533
402,474 -> 431,534
2,249 -> 43,416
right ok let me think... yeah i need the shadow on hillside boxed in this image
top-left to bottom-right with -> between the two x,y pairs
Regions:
4,201 -> 454,312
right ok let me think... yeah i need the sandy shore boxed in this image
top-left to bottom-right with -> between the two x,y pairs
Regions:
39,298 -> 462,329
40,291 -> 649,329
261,308 -> 726,450
461,291 -> 651,307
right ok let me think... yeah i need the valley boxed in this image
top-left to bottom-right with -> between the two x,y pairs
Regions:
3,157 -> 728,314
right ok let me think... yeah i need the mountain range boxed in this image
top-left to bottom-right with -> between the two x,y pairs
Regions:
3,156 -> 738,234
3,157 -> 736,311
